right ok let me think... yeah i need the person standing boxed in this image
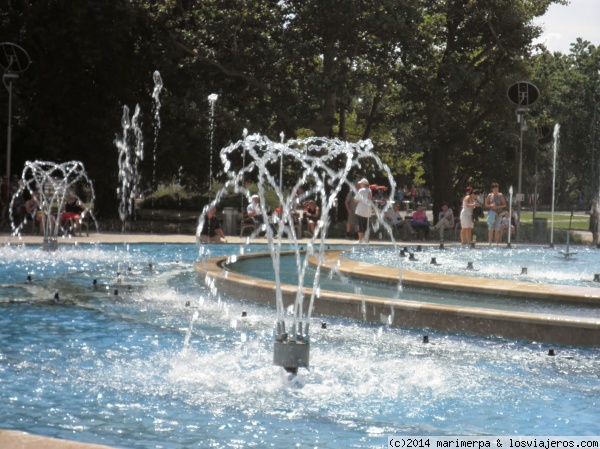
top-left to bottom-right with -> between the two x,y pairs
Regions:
587,200 -> 599,245
344,182 -> 358,239
353,178 -> 372,244
459,187 -> 479,244
485,182 -> 506,244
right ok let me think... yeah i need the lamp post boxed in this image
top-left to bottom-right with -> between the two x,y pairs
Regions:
507,81 -> 539,242
1,43 -> 30,187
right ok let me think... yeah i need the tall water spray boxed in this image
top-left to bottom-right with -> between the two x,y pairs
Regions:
115,71 -> 163,232
197,132 -> 399,374
10,160 -> 97,250
116,104 -> 143,231
151,71 -> 163,217
550,124 -> 560,246
208,94 -> 218,200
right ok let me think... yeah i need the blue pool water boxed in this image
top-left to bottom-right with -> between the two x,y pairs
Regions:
1,243 -> 600,449
228,250 -> 600,319
343,245 -> 600,287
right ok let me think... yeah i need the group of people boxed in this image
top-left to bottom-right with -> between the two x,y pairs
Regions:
22,190 -> 87,235
459,182 -> 518,245
200,193 -> 323,243
200,179 -> 523,245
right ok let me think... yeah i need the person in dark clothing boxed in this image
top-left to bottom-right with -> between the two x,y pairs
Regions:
200,206 -> 227,243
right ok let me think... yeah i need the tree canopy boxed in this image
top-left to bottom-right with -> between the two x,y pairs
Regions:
2,0 -> 597,220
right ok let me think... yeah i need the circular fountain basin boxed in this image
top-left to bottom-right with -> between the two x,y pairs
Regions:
2,242 -> 600,449
203,247 -> 600,346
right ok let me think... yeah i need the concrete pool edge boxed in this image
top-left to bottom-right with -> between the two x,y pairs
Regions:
194,251 -> 600,346
320,250 -> 600,305
0,429 -> 118,449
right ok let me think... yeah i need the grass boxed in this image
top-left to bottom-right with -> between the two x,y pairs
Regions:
518,211 -> 590,231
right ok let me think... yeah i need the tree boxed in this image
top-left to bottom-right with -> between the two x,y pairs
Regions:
530,40 -> 600,207
392,0 -> 561,217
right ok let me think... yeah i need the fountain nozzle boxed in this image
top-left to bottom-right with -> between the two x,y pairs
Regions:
273,320 -> 310,373
422,335 -> 429,343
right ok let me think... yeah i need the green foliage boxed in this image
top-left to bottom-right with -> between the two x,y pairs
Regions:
2,0 -> 592,225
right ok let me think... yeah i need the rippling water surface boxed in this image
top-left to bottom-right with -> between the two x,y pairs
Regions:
1,243 -> 599,449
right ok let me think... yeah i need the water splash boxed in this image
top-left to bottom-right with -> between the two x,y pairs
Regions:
208,94 -> 218,200
116,104 -> 144,231
151,71 -> 163,220
10,160 -> 98,248
550,124 -> 560,245
197,132 -> 399,371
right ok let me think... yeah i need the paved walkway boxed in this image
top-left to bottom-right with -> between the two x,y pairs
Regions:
0,229 -> 594,246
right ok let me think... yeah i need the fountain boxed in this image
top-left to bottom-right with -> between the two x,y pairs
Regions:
115,71 -> 163,232
116,104 -> 143,232
197,132 -> 399,374
9,160 -> 97,249
2,242 -> 600,449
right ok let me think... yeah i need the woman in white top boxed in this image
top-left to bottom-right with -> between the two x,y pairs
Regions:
353,178 -> 372,244
459,187 -> 479,244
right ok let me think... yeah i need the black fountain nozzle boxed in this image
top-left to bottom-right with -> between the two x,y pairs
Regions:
185,301 -> 190,307
466,261 -> 474,270
549,243 -> 554,249
416,245 -> 422,252
114,289 -> 119,296
594,274 -> 600,283
422,335 -> 429,343
439,243 -> 444,250
408,253 -> 416,261
470,242 -> 476,248
53,292 -> 60,301
284,367 -> 298,375
241,311 -> 247,317
430,257 -> 439,265
548,349 -> 555,356
26,275 -> 32,283
399,249 -> 406,257
321,322 -> 327,329
506,243 -> 512,248
521,267 -> 528,275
